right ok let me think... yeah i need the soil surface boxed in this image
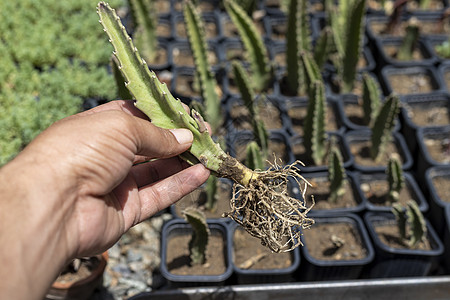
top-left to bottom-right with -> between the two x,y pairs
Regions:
305,177 -> 360,210
174,181 -> 232,219
404,102 -> 450,127
175,19 -> 219,40
302,222 -> 368,261
383,45 -> 425,61
230,101 -> 283,130
172,46 -> 218,67
233,227 -> 293,270
360,179 -> 418,207
424,137 -> 450,164
349,140 -> 402,168
343,103 -> 368,127
142,46 -> 168,67
370,19 -> 450,37
432,176 -> 450,202
287,104 -> 339,135
387,73 -> 435,95
374,223 -> 432,251
166,232 -> 227,275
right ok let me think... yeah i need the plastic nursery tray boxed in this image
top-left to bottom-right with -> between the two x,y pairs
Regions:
130,276 -> 450,300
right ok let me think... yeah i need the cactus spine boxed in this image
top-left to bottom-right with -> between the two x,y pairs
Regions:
301,52 -> 327,165
387,154 -> 404,203
370,94 -> 400,162
232,60 -> 269,154
184,0 -> 222,133
224,0 -> 272,92
328,142 -> 346,203
183,207 -> 210,265
129,0 -> 157,62
392,201 -> 427,248
286,0 -> 311,95
328,0 -> 367,93
111,56 -> 133,100
362,72 -> 382,126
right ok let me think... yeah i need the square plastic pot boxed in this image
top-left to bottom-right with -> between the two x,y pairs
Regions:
160,219 -> 233,287
364,212 -> 444,278
416,126 -> 450,179
299,214 -> 375,281
424,166 -> 450,236
344,130 -> 413,172
439,62 -> 450,92
357,171 -> 429,213
444,205 -> 450,273
171,11 -> 223,43
228,222 -> 301,284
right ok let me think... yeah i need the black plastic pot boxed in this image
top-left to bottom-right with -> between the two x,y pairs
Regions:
444,205 -> 450,273
416,126 -> 450,180
357,171 -> 429,213
374,37 -> 437,68
344,130 -> 413,172
439,62 -> 450,92
335,94 -> 401,132
160,219 -> 233,287
283,96 -> 345,136
379,65 -> 444,97
299,214 -> 375,281
224,96 -> 290,134
400,93 -> 450,158
290,131 -> 353,173
424,166 -> 450,236
426,37 -> 450,65
171,11 -> 223,43
302,171 -> 366,216
228,222 -> 301,284
364,212 -> 444,278
325,71 -> 381,98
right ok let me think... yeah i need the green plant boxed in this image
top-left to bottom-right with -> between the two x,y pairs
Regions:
387,154 -> 405,203
435,40 -> 450,59
362,72 -> 382,126
370,94 -> 400,162
391,201 -> 427,248
327,0 -> 367,93
224,0 -> 272,92
184,0 -> 222,133
204,176 -> 219,212
396,18 -> 420,61
328,142 -> 346,203
301,52 -> 327,166
129,0 -> 158,63
98,2 -> 314,253
246,141 -> 265,170
183,207 -> 210,265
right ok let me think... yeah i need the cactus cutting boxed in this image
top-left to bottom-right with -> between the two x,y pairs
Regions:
97,2 -> 314,253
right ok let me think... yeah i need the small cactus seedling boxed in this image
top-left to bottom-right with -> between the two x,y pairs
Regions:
246,141 -> 265,171
301,52 -> 327,166
184,0 -> 222,133
98,2 -> 313,253
370,94 -> 400,162
328,142 -> 346,203
391,201 -> 427,248
183,207 -> 210,265
224,0 -> 272,93
396,18 -> 420,61
232,60 -> 269,154
204,175 -> 218,212
435,40 -> 450,59
327,0 -> 367,93
387,154 -> 405,203
129,0 -> 158,62
362,72 -> 382,126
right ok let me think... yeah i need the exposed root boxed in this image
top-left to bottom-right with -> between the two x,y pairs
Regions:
223,160 -> 315,253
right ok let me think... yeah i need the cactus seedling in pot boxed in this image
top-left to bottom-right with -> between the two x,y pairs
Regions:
391,201 -> 427,248
97,2 -> 313,252
183,208 -> 210,265
396,18 -> 420,61
328,142 -> 346,203
387,154 -> 405,203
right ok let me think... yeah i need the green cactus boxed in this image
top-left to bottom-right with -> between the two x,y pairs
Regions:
396,18 -> 420,61
183,207 -> 210,265
246,141 -> 265,170
286,0 -> 312,95
435,40 -> 450,59
111,55 -> 133,100
184,0 -> 222,133
301,52 -> 327,166
129,0 -> 158,62
204,175 -> 218,212
362,72 -> 382,126
391,201 -> 427,248
328,142 -> 346,203
235,0 -> 257,15
387,154 -> 405,203
232,60 -> 269,154
224,0 -> 272,92
370,94 -> 400,162
313,26 -> 333,70
327,0 -> 367,93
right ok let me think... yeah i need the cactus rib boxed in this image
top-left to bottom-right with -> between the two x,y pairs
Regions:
183,208 -> 210,265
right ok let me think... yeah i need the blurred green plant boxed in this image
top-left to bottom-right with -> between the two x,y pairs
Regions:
0,0 -> 121,165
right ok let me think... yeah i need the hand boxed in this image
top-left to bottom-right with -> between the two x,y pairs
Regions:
0,100 -> 210,299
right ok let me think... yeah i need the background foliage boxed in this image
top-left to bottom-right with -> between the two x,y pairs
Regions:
0,0 -> 123,164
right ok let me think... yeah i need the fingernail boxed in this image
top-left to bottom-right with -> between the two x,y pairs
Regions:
170,128 -> 193,144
